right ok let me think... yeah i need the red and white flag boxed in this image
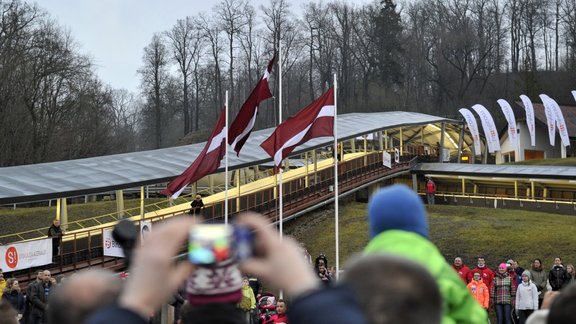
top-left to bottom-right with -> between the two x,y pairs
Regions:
161,110 -> 227,199
261,87 -> 335,168
228,53 -> 277,156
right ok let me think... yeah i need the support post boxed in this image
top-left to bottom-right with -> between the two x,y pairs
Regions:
305,151 -> 310,187
236,169 -> 241,212
384,130 -> 388,150
438,122 -> 445,162
514,181 -> 518,198
116,190 -> 125,219
457,124 -> 465,163
140,186 -> 145,220
531,181 -> 535,200
412,174 -> 418,191
400,127 -> 403,156
461,178 -> 466,195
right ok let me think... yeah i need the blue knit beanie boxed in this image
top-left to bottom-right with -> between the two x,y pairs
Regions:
368,185 -> 429,239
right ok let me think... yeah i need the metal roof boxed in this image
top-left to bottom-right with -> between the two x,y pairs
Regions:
0,111 -> 455,204
412,163 -> 576,181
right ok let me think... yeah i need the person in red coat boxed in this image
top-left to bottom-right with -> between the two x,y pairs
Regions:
468,257 -> 494,289
272,299 -> 288,324
452,257 -> 471,283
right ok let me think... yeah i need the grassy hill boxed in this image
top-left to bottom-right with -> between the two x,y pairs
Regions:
285,202 -> 576,270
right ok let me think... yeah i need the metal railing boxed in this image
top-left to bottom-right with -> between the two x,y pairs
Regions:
10,150 -> 414,286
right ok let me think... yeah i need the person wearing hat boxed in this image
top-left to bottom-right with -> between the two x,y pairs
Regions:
364,185 -> 487,324
491,263 -> 516,324
190,195 -> 204,215
515,271 -> 538,324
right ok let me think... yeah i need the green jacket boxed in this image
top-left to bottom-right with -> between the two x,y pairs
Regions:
365,230 -> 487,324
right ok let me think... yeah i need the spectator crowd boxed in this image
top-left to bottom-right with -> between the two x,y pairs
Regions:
0,185 -> 575,324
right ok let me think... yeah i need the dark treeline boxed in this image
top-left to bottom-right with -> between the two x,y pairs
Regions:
1,0 -> 576,166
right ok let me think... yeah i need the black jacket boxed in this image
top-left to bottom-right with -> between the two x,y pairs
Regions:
549,265 -> 567,291
2,289 -> 26,314
48,225 -> 63,245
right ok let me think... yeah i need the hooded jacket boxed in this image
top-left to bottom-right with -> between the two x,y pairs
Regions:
467,279 -> 489,309
467,265 -> 494,289
529,267 -> 548,296
364,185 -> 487,324
515,273 -> 538,311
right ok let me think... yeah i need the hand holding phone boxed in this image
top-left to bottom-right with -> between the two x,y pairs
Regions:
188,224 -> 253,265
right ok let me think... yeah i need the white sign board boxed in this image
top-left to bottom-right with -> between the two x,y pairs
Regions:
394,148 -> 400,163
103,229 -> 125,258
0,239 -> 52,272
442,148 -> 451,162
383,151 -> 392,168
140,221 -> 152,245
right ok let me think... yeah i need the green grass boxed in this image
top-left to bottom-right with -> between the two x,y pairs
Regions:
285,202 -> 576,271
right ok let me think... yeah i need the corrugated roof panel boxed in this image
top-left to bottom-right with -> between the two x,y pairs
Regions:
0,111 -> 454,203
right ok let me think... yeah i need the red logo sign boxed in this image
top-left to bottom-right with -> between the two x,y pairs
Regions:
5,247 -> 18,269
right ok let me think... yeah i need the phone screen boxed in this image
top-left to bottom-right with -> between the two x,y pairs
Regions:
188,224 -> 232,265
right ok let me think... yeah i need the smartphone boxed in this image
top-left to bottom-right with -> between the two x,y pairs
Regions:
188,224 -> 253,265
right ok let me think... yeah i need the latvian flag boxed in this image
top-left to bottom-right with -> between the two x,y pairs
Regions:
161,110 -> 227,199
260,87 -> 335,169
228,53 -> 277,156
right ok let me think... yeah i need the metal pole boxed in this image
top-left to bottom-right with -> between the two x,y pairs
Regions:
225,91 -> 229,225
333,73 -> 340,279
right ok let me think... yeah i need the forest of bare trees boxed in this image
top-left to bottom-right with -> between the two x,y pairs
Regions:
1,0 -> 576,166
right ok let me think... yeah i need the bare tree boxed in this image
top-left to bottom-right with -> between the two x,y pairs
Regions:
139,33 -> 169,149
166,17 -> 194,135
215,0 -> 251,108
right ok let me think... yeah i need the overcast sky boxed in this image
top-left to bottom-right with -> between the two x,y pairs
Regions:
36,0 -> 373,94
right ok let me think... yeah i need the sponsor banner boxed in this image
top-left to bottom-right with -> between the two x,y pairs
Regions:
497,99 -> 519,150
0,239 -> 52,272
442,148 -> 451,162
519,95 -> 536,146
394,148 -> 400,163
539,94 -> 556,146
103,229 -> 125,258
383,151 -> 392,168
140,221 -> 152,245
471,104 -> 501,153
541,94 -> 570,147
458,108 -> 482,155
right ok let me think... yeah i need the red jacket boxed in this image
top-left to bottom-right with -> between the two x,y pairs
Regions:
426,180 -> 436,193
272,313 -> 288,324
453,264 -> 471,283
468,266 -> 494,288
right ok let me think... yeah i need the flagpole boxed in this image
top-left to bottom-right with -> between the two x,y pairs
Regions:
333,73 -> 339,280
278,43 -> 283,243
225,90 -> 229,225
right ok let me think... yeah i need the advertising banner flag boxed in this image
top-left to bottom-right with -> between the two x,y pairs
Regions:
519,95 -> 536,146
0,239 -> 52,272
497,99 -> 519,150
471,104 -> 501,153
458,108 -> 481,155
538,94 -> 557,146
540,94 -> 570,147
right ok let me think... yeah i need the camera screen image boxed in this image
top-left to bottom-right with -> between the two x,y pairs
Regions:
188,225 -> 232,265
188,224 -> 253,265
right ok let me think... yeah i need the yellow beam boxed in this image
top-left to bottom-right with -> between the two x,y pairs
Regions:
461,178 -> 465,194
514,180 -> 518,198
